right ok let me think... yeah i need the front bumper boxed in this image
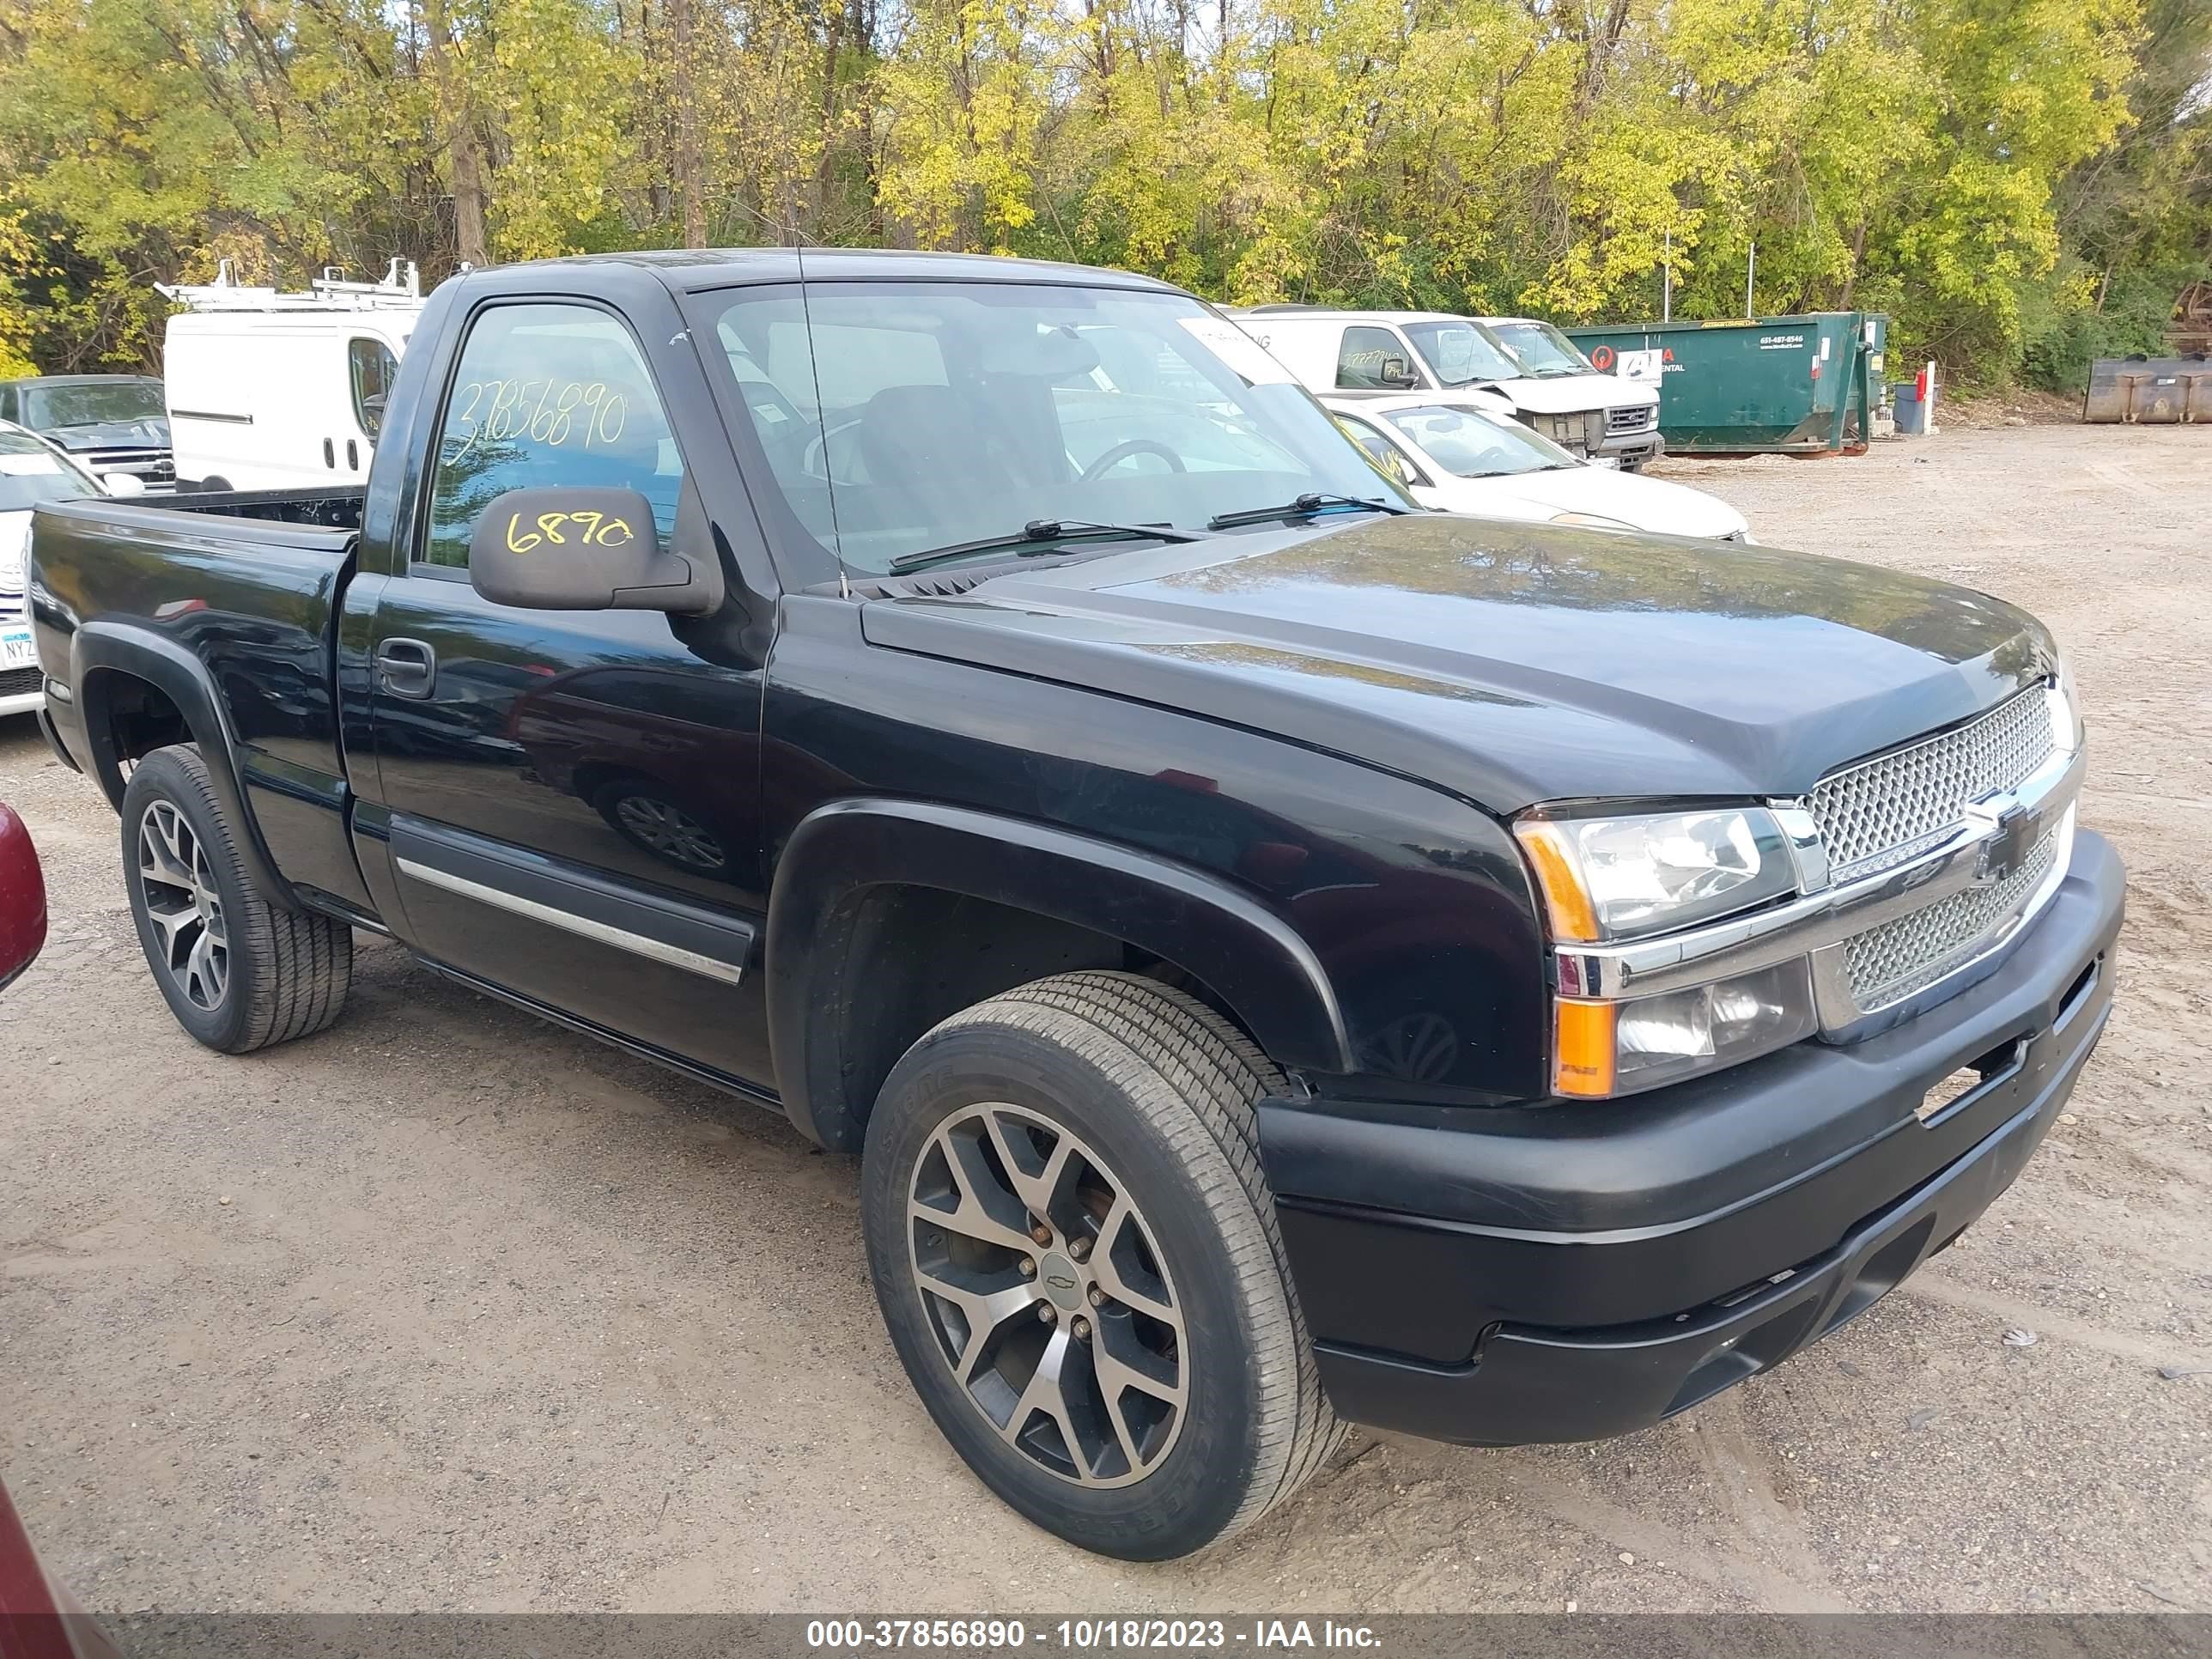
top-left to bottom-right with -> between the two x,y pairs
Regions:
1260,829 -> 2124,1445
1595,427 -> 1664,467
37,706 -> 81,771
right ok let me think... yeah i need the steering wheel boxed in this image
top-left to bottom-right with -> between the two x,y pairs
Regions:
1079,439 -> 1187,482
802,416 -> 865,483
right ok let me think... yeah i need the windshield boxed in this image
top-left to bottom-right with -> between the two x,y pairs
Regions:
1401,322 -> 1524,388
24,378 -> 165,430
698,283 -> 1410,573
1379,404 -> 1581,478
0,433 -> 100,508
1483,322 -> 1594,379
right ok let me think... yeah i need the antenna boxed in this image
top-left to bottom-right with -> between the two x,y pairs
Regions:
787,215 -> 848,599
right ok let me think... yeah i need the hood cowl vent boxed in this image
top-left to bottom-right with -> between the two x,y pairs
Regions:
838,569 -> 994,601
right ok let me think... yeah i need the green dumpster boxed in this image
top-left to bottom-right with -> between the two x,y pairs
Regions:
1562,313 -> 1890,455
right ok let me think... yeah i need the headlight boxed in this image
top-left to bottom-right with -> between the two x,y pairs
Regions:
1548,511 -> 1636,532
2047,656 -> 2081,755
1520,806 -> 1815,1098
1516,807 -> 1797,942
1555,961 -> 1819,1097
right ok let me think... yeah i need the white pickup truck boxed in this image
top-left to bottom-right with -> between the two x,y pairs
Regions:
1229,306 -> 1663,469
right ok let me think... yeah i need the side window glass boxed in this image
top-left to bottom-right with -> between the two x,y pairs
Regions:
421,303 -> 684,569
1336,326 -> 1414,390
1332,413 -> 1415,486
349,337 -> 399,439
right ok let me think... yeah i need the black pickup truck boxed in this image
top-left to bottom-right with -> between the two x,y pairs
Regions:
29,251 -> 2123,1560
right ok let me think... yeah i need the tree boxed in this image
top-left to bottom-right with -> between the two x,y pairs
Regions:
0,0 -> 2195,386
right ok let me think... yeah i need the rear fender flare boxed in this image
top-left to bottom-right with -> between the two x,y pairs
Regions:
765,797 -> 1352,1151
72,620 -> 301,908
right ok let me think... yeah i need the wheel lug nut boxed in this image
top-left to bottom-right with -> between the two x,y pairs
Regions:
1068,1237 -> 1091,1262
1087,1286 -> 1105,1308
1037,1304 -> 1057,1324
1019,1259 -> 1036,1278
1072,1317 -> 1091,1340
1030,1224 -> 1053,1245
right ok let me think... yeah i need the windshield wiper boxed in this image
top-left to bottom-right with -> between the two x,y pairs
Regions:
887,517 -> 1211,574
1206,492 -> 1413,531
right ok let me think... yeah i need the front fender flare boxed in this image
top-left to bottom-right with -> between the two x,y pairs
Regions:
765,797 -> 1352,1152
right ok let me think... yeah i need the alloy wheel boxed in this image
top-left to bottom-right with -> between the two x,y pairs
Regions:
137,799 -> 228,1010
614,793 -> 726,871
907,1103 -> 1187,1486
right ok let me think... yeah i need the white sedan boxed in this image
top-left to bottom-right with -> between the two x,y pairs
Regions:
0,420 -> 143,717
1322,392 -> 1752,541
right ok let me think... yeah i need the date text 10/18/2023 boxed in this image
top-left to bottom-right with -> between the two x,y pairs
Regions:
805,1620 -> 1382,1650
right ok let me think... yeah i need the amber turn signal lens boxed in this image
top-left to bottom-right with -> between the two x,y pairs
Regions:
1553,999 -> 1619,1097
1515,821 -> 1601,943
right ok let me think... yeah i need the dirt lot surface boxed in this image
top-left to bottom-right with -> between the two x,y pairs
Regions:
4,425 -> 2209,1616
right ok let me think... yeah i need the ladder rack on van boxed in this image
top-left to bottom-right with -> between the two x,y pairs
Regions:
157,258 -> 423,313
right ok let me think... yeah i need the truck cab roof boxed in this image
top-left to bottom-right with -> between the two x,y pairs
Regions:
1229,306 -> 1468,325
450,247 -> 1188,298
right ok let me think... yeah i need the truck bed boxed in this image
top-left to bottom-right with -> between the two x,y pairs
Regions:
32,488 -> 362,584
29,489 -> 362,868
103,484 -> 364,533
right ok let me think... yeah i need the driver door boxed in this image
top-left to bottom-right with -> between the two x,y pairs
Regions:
362,296 -> 776,1087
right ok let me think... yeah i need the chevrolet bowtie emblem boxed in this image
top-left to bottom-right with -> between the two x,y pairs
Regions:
1973,799 -> 2037,887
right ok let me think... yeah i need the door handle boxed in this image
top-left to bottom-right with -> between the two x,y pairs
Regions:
375,637 -> 436,698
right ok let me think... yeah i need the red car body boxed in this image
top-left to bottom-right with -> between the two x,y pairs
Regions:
1,818 -> 101,1656
0,1479 -> 115,1659
0,802 -> 43,991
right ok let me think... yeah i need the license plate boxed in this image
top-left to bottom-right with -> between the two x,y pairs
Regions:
0,627 -> 33,669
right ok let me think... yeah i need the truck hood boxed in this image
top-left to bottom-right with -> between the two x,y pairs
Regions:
45,419 -> 168,453
858,514 -> 2056,812
1479,374 -> 1656,415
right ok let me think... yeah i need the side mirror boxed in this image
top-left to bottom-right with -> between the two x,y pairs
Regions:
100,471 -> 148,497
1380,356 -> 1419,389
468,487 -> 709,613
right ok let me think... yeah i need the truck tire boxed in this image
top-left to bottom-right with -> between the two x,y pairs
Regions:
861,970 -> 1341,1559
120,744 -> 353,1054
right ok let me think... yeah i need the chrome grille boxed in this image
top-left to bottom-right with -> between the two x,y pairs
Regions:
1606,404 -> 1654,434
1839,827 -> 2059,1012
1808,689 -> 2054,877
82,447 -> 174,482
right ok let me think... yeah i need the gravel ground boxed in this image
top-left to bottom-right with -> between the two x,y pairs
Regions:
3,424 -> 2208,1615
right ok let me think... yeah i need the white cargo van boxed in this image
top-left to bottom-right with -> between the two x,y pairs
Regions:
1228,307 -> 1663,469
160,261 -> 422,491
